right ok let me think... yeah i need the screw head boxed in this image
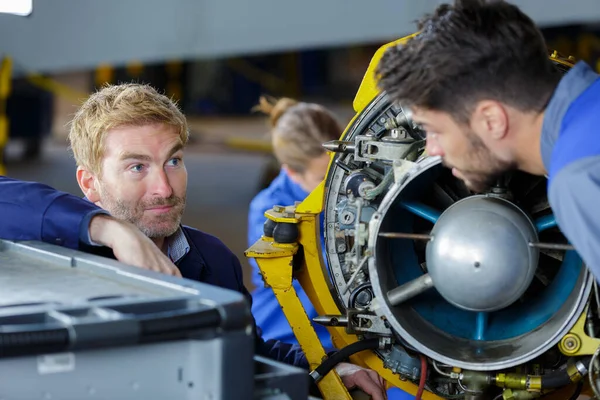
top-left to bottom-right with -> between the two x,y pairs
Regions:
562,334 -> 580,352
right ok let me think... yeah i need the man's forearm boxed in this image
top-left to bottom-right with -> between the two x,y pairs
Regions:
0,176 -> 103,249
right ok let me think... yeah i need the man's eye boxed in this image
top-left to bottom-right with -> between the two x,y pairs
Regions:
167,157 -> 182,166
130,164 -> 144,172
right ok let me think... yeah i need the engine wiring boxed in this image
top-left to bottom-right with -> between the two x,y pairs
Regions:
415,354 -> 427,399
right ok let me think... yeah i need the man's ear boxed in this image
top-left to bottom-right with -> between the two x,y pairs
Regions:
472,100 -> 509,141
76,166 -> 100,203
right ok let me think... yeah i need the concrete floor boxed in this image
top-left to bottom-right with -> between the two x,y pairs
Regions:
3,137 -> 273,291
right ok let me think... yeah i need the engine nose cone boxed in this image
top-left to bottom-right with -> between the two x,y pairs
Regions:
425,195 -> 539,312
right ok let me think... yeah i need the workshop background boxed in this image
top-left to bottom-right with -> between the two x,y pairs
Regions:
2,0 -> 600,290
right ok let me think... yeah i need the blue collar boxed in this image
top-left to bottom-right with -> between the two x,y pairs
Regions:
277,169 -> 309,202
541,61 -> 600,171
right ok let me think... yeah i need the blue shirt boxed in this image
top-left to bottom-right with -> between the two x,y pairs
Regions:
248,170 -> 415,400
248,169 -> 333,348
541,61 -> 600,280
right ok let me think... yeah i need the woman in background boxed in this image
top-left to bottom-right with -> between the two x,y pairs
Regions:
248,96 -> 340,349
248,96 -> 416,400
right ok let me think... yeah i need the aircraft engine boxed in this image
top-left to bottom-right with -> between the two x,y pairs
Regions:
319,52 -> 598,399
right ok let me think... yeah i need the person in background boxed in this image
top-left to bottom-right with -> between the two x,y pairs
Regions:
248,96 -> 415,400
248,96 -> 341,349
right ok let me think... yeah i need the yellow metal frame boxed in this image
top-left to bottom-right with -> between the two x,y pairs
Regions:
559,305 -> 600,356
0,56 -> 12,176
245,34 -> 439,399
246,183 -> 439,399
351,33 -> 417,115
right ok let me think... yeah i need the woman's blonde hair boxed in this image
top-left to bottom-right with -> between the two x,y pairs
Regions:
253,96 -> 342,173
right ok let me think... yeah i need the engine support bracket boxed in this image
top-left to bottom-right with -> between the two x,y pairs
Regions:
246,179 -> 441,399
559,305 -> 600,356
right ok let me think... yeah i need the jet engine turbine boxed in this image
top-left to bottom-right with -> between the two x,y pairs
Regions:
318,49 -> 599,399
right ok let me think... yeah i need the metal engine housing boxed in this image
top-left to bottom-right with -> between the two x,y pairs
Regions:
322,90 -> 592,372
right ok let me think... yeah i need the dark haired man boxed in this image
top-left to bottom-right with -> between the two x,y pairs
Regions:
376,0 -> 600,281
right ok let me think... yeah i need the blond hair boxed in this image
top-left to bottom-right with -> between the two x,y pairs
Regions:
69,83 -> 189,174
253,96 -> 342,173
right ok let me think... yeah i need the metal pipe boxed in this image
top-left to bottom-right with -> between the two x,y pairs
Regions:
379,231 -> 574,254
528,242 -> 575,251
387,273 -> 434,306
322,140 -> 355,153
313,315 -> 349,327
378,232 -> 433,241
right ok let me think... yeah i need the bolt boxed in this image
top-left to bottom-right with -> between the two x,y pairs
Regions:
273,205 -> 285,212
564,337 -> 578,350
340,210 -> 355,224
355,290 -> 373,307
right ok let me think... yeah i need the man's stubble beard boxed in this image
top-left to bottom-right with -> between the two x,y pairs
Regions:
98,184 -> 186,239
444,130 -> 516,194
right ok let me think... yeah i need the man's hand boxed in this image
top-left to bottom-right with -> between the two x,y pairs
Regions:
335,362 -> 387,400
88,215 -> 182,277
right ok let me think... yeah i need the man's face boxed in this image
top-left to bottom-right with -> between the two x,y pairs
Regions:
94,123 -> 187,238
413,107 -> 515,193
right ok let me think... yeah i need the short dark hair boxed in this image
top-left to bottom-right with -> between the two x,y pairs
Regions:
376,0 -> 562,123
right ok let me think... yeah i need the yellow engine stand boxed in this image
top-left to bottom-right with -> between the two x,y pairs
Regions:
245,33 -> 437,400
246,181 -> 440,399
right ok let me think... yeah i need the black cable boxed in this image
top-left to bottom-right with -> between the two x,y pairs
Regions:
540,369 -> 573,389
568,380 -> 584,400
540,356 -> 591,389
311,338 -> 380,382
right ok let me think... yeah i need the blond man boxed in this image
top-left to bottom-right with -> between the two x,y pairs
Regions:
0,83 -> 387,399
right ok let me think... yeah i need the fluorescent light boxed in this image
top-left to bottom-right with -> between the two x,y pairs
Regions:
0,0 -> 33,16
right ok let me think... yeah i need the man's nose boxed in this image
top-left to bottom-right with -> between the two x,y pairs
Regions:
150,169 -> 174,198
425,133 -> 444,157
